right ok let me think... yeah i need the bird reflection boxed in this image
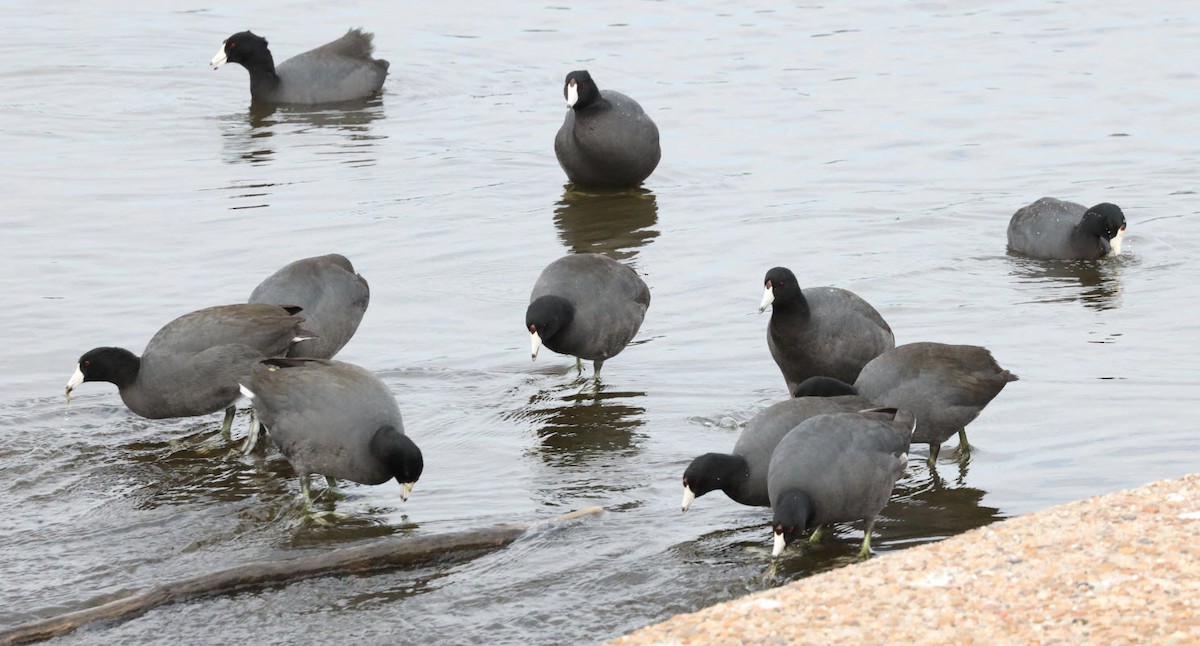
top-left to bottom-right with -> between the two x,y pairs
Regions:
678,458 -> 1004,583
218,96 -> 387,167
1007,254 -> 1129,311
553,186 -> 660,262
119,420 -> 293,507
760,470 -> 1002,580
873,461 -> 1004,548
512,380 -> 646,467
114,421 -> 416,537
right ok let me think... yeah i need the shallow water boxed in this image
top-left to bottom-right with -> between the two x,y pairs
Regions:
2,1 -> 1198,643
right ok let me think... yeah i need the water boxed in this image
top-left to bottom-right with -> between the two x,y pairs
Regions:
2,0 -> 1198,643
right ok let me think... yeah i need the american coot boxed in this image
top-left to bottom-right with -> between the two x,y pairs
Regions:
66,304 -> 307,438
554,70 -> 661,188
211,29 -> 389,105
768,408 -> 914,558
248,254 -> 369,359
759,266 -> 894,394
239,358 -> 423,502
792,342 -> 1018,464
527,253 -> 650,377
1007,198 -> 1127,260
682,394 -> 873,511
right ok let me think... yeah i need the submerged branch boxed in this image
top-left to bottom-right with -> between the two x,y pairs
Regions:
0,507 -> 603,645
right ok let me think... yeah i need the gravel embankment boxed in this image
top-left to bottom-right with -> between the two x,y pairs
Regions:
609,473 -> 1200,645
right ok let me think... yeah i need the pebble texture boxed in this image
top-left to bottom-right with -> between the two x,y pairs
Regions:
610,474 -> 1200,645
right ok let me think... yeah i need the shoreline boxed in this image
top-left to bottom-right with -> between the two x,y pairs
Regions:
609,473 -> 1200,645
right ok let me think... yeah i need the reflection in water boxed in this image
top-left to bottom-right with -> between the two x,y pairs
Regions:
677,461 -> 1003,585
218,96 -> 388,167
673,518 -> 862,590
765,467 -> 1001,579
508,379 -> 648,507
113,419 -> 413,544
335,564 -> 457,607
875,461 -> 1004,548
1007,254 -> 1129,311
119,422 -> 290,505
553,186 -> 660,262
508,380 -> 646,467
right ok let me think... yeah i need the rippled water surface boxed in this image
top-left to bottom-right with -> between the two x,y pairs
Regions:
2,1 -> 1198,644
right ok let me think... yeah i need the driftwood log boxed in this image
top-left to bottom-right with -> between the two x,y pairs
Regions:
1,507 -> 603,645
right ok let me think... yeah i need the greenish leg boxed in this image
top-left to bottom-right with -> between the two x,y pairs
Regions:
956,428 -> 971,459
241,411 -> 261,455
858,520 -> 875,559
857,533 -> 873,559
219,405 -> 236,440
764,560 -> 779,580
299,475 -> 345,523
317,475 -> 348,502
299,475 -> 313,504
927,442 -> 942,467
808,525 -> 825,544
575,357 -> 584,373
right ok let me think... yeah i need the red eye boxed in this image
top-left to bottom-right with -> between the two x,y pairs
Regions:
228,42 -> 236,49
82,360 -> 91,368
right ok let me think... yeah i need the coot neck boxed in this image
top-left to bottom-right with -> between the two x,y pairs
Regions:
244,55 -> 281,100
775,489 -> 816,532
1073,214 -> 1110,255
713,454 -> 752,504
112,354 -> 154,416
770,289 -> 811,321
110,352 -> 142,388
573,95 -> 611,115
